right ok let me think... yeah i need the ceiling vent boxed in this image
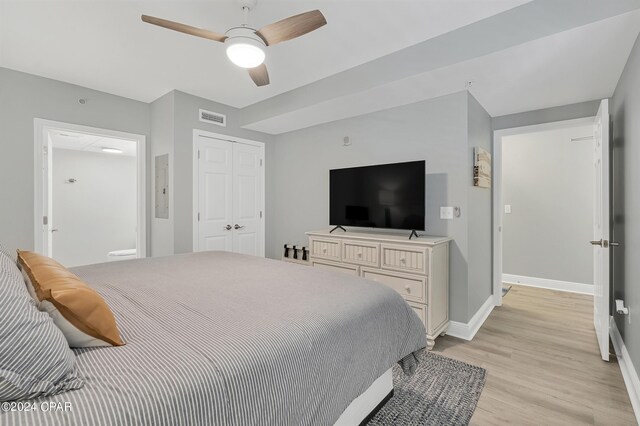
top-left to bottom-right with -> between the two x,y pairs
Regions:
199,109 -> 226,127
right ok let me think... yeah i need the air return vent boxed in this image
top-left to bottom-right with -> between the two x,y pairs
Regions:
199,109 -> 226,127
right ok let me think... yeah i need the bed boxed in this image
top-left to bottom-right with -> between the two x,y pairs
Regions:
2,251 -> 426,425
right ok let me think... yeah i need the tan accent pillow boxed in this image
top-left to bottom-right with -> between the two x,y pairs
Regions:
17,250 -> 125,347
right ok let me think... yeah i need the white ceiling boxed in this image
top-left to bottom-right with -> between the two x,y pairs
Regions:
0,0 -> 529,107
469,9 -> 640,116
1,0 -> 639,134
50,131 -> 137,157
244,9 -> 640,133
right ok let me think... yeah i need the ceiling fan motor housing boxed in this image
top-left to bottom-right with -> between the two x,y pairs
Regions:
225,27 -> 266,68
225,26 -> 264,44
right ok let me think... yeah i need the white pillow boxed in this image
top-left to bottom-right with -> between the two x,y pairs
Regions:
39,300 -> 112,348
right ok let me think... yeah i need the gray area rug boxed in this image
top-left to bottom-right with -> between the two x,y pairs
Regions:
367,351 -> 486,426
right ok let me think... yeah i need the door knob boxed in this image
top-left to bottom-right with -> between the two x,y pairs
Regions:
234,224 -> 245,230
591,239 -> 616,248
224,224 -> 232,231
610,241 -> 621,247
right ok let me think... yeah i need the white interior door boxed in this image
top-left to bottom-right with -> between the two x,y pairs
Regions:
197,137 -> 234,252
232,143 -> 264,256
195,132 -> 265,256
592,99 -> 610,362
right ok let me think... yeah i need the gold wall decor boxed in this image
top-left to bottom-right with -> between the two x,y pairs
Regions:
473,147 -> 491,188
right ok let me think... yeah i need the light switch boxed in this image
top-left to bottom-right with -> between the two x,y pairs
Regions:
440,207 -> 454,220
504,204 -> 512,214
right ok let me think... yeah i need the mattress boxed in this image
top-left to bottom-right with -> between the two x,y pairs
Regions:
1,251 -> 426,425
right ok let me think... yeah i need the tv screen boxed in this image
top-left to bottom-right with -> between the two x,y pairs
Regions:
330,160 -> 425,231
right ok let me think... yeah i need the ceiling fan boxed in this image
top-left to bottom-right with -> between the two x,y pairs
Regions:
141,0 -> 327,87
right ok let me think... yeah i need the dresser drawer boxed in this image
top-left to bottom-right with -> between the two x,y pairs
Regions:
342,240 -> 380,267
381,244 -> 428,274
311,259 -> 359,276
310,238 -> 341,261
361,268 -> 426,304
406,301 -> 427,328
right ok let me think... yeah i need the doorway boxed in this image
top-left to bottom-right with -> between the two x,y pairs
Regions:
492,100 -> 612,362
192,130 -> 265,257
34,119 -> 146,266
493,116 -> 595,303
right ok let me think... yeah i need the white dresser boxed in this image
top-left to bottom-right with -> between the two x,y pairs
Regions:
307,230 -> 451,350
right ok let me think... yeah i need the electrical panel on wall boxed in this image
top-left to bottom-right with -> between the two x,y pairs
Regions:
155,154 -> 169,219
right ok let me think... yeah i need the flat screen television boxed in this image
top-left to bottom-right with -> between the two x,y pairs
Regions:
329,160 -> 425,231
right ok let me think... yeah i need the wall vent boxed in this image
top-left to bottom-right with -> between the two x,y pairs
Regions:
199,109 -> 226,127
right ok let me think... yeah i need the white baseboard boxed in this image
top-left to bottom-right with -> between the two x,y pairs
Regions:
446,295 -> 494,341
502,274 -> 593,295
610,318 -> 640,424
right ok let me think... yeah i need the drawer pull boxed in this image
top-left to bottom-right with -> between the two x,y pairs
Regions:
357,252 -> 363,257
404,285 -> 411,293
322,248 -> 327,253
400,258 -> 406,263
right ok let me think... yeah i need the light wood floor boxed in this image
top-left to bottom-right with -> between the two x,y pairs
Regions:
432,285 -> 636,425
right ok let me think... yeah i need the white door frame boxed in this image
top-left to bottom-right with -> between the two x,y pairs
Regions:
34,118 -> 147,258
192,129 -> 265,256
492,116 -> 595,306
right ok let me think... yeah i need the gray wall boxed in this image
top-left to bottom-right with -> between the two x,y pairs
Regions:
0,68 -> 494,324
0,69 -> 276,259
269,91 -> 492,323
502,125 -> 594,284
0,67 -> 150,255
52,148 -> 137,267
612,33 -> 640,384
466,93 -> 493,317
492,100 -> 601,131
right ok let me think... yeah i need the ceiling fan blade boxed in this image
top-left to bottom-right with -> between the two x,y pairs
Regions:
248,64 -> 270,87
141,15 -> 227,43
256,10 -> 326,46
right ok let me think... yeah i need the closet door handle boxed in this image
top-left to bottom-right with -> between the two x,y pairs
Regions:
234,224 -> 245,230
224,225 -> 232,231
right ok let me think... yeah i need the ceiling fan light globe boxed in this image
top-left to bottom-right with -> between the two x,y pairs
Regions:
226,41 -> 265,68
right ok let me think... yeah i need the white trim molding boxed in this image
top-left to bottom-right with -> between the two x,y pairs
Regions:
610,318 -> 640,423
503,274 -> 593,295
446,295 -> 495,341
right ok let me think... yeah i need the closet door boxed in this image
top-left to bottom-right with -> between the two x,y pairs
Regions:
232,143 -> 264,256
197,137 -> 233,252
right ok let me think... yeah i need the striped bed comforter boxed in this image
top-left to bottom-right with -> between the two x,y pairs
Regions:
2,251 -> 426,426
